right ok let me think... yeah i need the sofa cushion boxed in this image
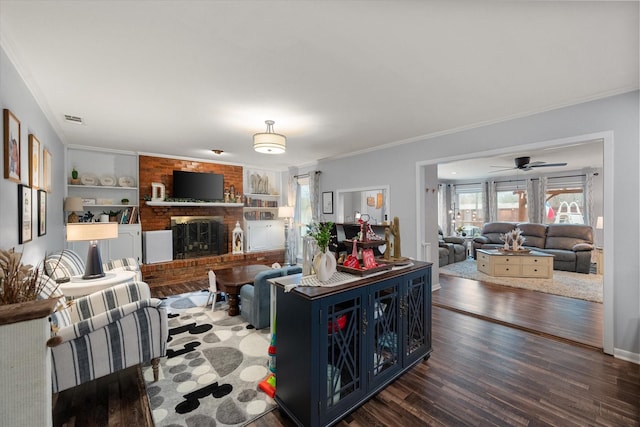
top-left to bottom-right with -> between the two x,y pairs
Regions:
545,224 -> 593,251
516,223 -> 547,249
478,222 -> 516,244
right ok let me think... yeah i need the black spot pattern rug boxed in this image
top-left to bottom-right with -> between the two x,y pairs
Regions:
143,291 -> 275,426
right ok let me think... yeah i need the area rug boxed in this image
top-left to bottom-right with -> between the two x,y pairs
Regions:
440,259 -> 603,303
142,291 -> 275,426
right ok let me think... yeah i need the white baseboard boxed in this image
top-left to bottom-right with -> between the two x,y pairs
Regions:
432,281 -> 441,292
614,348 -> 640,365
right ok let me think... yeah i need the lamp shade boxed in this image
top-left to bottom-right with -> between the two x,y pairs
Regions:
596,216 -> 604,229
64,197 -> 84,212
66,223 -> 118,241
253,120 -> 286,154
278,206 -> 294,218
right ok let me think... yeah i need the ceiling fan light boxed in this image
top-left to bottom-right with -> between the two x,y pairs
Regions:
253,120 -> 286,154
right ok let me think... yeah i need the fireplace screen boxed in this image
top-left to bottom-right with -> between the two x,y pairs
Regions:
171,216 -> 226,259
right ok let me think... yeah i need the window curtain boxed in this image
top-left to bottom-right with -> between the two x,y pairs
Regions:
585,169 -> 594,226
488,180 -> 497,222
538,176 -> 548,223
309,170 -> 321,222
449,184 -> 456,236
438,184 -> 447,233
526,178 -> 537,223
482,181 -> 489,226
287,171 -> 299,262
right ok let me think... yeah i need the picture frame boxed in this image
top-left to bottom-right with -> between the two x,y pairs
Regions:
3,109 -> 21,183
18,184 -> 32,243
82,198 -> 96,205
38,189 -> 47,236
322,191 -> 333,214
29,134 -> 41,189
367,196 -> 375,207
43,148 -> 52,192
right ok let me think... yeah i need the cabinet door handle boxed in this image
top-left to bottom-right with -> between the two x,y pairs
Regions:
362,310 -> 367,335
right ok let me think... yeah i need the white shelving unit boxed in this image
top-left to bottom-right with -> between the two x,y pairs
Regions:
66,146 -> 142,262
243,168 -> 284,252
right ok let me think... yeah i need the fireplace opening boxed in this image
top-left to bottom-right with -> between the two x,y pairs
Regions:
171,216 -> 227,259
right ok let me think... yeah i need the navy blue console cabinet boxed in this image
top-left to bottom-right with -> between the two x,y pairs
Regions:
271,261 -> 432,427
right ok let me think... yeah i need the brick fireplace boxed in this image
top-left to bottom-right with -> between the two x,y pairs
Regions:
137,155 -> 284,288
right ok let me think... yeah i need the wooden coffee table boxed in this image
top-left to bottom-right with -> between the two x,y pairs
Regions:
476,249 -> 554,278
215,264 -> 271,316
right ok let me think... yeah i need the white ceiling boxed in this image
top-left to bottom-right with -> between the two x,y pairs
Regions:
0,1 -> 637,171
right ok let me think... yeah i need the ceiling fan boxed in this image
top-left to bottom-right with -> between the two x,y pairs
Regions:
490,156 -> 568,173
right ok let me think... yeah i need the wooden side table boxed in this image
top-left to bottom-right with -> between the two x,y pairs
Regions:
595,247 -> 604,275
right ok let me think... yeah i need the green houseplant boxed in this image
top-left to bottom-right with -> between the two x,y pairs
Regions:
306,222 -> 336,281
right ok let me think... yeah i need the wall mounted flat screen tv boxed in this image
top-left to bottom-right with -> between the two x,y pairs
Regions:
173,170 -> 224,201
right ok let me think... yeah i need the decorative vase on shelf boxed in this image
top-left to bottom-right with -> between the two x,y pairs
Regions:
313,249 -> 337,282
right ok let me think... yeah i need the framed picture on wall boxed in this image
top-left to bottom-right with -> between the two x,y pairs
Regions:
3,109 -> 21,183
322,191 -> 333,214
43,148 -> 52,192
38,189 -> 47,236
29,134 -> 41,189
18,184 -> 32,243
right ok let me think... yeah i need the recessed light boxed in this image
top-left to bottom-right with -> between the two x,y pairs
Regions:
451,171 -> 457,175
211,149 -> 224,155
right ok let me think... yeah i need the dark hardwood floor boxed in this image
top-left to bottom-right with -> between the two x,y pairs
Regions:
53,277 -> 638,427
434,274 -> 603,349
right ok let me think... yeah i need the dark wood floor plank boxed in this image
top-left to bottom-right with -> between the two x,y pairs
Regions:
53,278 -> 638,427
434,274 -> 603,348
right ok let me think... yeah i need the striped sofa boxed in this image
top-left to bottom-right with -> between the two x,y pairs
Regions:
39,275 -> 168,393
44,249 -> 142,282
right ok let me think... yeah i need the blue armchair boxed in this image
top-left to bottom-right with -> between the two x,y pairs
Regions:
240,265 -> 302,329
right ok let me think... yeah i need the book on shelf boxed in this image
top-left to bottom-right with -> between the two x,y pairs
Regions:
119,206 -> 139,224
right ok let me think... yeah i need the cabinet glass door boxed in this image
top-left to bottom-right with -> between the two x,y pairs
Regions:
370,279 -> 401,384
322,292 -> 364,414
403,271 -> 431,365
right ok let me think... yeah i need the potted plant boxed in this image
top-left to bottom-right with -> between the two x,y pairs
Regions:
103,210 -> 121,222
0,249 -> 49,305
307,222 -> 336,281
70,167 -> 80,185
121,198 -> 129,205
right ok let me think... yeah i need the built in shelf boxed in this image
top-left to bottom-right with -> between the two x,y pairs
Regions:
146,201 -> 244,207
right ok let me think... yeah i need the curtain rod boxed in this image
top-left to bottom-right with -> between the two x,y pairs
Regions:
293,170 -> 322,179
493,172 -> 592,184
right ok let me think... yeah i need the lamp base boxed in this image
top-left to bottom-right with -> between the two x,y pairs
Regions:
82,241 -> 106,280
67,212 -> 79,223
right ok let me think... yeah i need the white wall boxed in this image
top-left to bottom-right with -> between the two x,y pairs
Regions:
318,91 -> 639,360
1,47 -> 66,265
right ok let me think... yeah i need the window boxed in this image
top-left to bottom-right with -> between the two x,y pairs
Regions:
453,184 -> 484,236
295,176 -> 312,259
495,180 -> 527,222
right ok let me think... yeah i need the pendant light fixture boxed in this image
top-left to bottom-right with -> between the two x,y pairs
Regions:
253,120 -> 286,154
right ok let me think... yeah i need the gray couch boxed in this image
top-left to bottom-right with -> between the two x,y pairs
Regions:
472,222 -> 594,273
439,227 -> 467,267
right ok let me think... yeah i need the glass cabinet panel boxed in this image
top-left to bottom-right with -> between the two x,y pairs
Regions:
372,282 -> 400,378
323,294 -> 363,410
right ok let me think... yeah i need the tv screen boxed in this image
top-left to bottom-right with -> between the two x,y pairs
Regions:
173,170 -> 224,201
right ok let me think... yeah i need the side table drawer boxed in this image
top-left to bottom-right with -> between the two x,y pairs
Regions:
494,264 -> 522,276
522,264 -> 550,277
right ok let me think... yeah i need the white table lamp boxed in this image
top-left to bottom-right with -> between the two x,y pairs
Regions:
64,197 -> 84,223
66,223 -> 118,279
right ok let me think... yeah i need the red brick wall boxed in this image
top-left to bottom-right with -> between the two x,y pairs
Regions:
138,155 -> 244,251
137,155 -> 284,288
